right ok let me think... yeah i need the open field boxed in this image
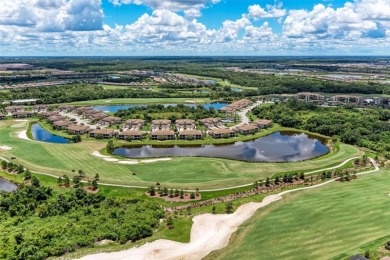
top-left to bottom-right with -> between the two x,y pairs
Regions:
175,73 -> 258,91
207,168 -> 390,260
0,120 -> 363,189
67,98 -> 211,106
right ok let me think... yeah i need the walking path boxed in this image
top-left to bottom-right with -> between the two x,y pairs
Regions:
79,158 -> 379,260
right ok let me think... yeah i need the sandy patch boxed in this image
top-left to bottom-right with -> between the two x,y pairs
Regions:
104,100 -> 112,103
92,151 -> 171,164
118,161 -> 139,165
17,130 -> 29,140
141,158 -> 171,163
185,100 -> 196,103
75,158 -> 382,260
0,146 -> 12,151
103,158 -> 119,162
14,119 -> 28,122
79,194 -> 282,260
92,151 -> 110,158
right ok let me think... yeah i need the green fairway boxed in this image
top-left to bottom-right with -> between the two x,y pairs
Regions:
0,120 -> 363,189
67,98 -> 211,105
207,168 -> 390,260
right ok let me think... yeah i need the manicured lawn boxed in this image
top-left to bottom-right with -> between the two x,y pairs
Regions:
67,98 -> 211,105
0,120 -> 363,190
206,168 -> 390,260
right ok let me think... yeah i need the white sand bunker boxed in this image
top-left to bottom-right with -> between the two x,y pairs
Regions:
0,146 -> 12,151
104,100 -> 112,103
79,195 -> 282,260
14,119 -> 28,122
118,161 -> 139,165
17,130 -> 29,140
92,151 -> 171,164
141,158 -> 171,163
104,158 -> 119,162
92,151 -> 110,158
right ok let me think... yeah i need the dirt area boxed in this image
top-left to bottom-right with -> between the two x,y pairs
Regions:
84,187 -> 99,194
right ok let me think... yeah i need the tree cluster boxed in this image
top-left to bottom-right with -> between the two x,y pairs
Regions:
0,182 -> 164,259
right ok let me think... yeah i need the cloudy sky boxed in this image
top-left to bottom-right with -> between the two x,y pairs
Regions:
1,0 -> 390,56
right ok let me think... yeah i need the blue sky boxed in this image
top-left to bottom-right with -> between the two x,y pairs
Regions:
1,0 -> 390,56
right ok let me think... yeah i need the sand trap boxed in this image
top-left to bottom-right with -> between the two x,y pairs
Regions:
105,100 -> 112,103
76,158 -> 381,260
17,130 -> 29,140
141,158 -> 172,163
92,151 -> 171,164
14,119 -> 28,122
79,194 -> 282,260
92,151 -> 111,158
0,146 -> 12,151
103,158 -> 119,162
118,161 -> 139,165
185,100 -> 196,103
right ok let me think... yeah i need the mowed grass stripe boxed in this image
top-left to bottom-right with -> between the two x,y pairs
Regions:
206,169 -> 390,260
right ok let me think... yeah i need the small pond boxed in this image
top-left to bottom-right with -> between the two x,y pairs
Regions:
112,131 -> 329,162
92,102 -> 228,113
0,178 -> 18,192
31,123 -> 71,144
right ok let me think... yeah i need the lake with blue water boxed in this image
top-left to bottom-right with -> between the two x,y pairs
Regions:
113,131 -> 329,163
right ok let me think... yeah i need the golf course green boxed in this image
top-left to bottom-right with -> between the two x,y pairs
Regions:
207,168 -> 390,260
0,120 -> 363,189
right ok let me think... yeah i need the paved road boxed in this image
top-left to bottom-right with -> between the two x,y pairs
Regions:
59,111 -> 99,130
230,101 -> 262,129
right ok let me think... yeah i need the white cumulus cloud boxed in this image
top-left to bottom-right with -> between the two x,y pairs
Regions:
247,3 -> 286,20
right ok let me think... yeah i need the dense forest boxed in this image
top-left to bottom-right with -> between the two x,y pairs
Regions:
0,177 -> 164,259
252,100 -> 390,157
0,84 -> 209,104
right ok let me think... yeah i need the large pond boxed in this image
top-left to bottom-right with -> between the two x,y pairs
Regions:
31,123 -> 70,144
92,102 -> 228,113
0,178 -> 18,192
112,131 -> 329,162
